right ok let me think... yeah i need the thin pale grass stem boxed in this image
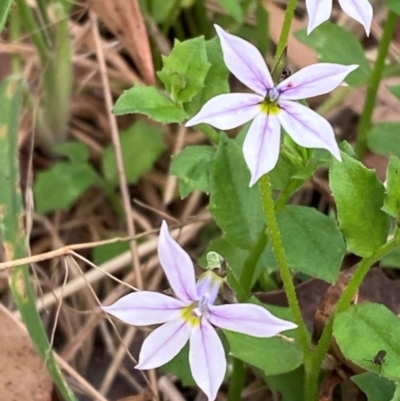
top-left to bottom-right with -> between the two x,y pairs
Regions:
89,11 -> 143,289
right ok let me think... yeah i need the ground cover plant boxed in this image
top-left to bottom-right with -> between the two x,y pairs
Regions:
0,0 -> 400,400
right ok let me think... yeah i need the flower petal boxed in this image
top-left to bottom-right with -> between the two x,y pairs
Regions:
306,0 -> 332,34
338,0 -> 373,36
243,113 -> 281,187
208,303 -> 297,337
136,319 -> 190,369
103,291 -> 186,326
196,270 -> 223,305
189,320 -> 226,401
278,100 -> 341,160
214,24 -> 272,95
277,63 -> 358,100
185,93 -> 262,130
158,220 -> 198,302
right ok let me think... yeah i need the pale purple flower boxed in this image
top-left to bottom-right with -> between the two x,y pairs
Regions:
103,221 -> 297,401
306,0 -> 373,35
185,25 -> 358,186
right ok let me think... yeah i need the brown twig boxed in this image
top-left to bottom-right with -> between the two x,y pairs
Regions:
89,11 -> 143,290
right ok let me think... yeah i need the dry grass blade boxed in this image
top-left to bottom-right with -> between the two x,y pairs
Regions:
87,0 -> 155,84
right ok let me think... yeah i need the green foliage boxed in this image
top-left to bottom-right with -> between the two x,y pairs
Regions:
264,205 -> 346,282
170,145 -> 216,197
351,372 -> 395,401
208,134 -> 265,249
186,37 -> 230,115
0,78 -> 77,400
157,37 -> 211,103
387,0 -> 400,15
367,122 -> 400,158
102,121 -> 165,185
295,22 -> 370,85
217,0 -> 243,22
334,303 -> 400,381
161,343 -> 196,386
0,0 -> 13,31
93,241 -> 130,265
330,153 -> 390,257
34,142 -> 101,214
264,366 -> 304,401
382,156 -> 400,218
112,85 -> 188,123
387,85 -> 400,100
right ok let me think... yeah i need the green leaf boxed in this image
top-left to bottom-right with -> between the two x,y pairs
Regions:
295,22 -> 370,85
387,85 -> 400,100
382,156 -> 400,217
161,343 -> 196,386
367,122 -> 400,158
387,0 -> 400,15
330,153 -> 390,257
208,134 -> 265,249
34,162 -> 100,214
224,303 -> 301,375
157,37 -> 211,103
0,77 -> 77,400
351,372 -> 395,401
170,145 -> 216,198
334,303 -> 400,381
54,141 -> 89,164
217,0 -> 243,22
264,366 -> 304,401
112,85 -> 188,123
264,205 -> 346,282
186,37 -> 230,116
102,121 -> 165,185
93,240 -> 130,265
0,0 -> 12,32
381,246 -> 400,268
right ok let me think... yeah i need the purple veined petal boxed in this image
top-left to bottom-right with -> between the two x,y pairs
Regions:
277,63 -> 358,100
278,100 -> 341,160
242,112 -> 281,187
185,93 -> 262,130
306,0 -> 332,34
103,291 -> 186,326
196,270 -> 223,306
338,0 -> 373,36
136,319 -> 191,369
189,320 -> 226,401
214,24 -> 272,95
208,303 -> 297,337
158,220 -> 198,302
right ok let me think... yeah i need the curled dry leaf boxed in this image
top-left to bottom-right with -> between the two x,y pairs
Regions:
0,305 -> 53,401
88,0 -> 155,85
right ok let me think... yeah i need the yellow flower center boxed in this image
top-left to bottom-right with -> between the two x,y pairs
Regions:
181,302 -> 201,327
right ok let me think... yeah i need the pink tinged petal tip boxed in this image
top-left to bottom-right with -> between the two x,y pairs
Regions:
214,24 -> 273,96
306,0 -> 332,34
103,291 -> 186,326
243,113 -> 281,187
277,63 -> 359,100
158,221 -> 198,302
208,303 -> 297,337
338,0 -> 373,36
185,93 -> 262,130
136,319 -> 190,369
189,320 -> 226,401
278,100 -> 341,161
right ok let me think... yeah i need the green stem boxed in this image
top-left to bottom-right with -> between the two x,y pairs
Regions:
273,0 -> 298,65
259,174 -> 311,362
306,232 -> 400,400
355,11 -> 398,158
227,358 -> 245,401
